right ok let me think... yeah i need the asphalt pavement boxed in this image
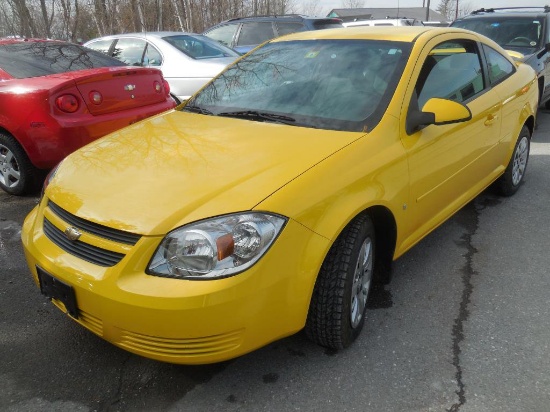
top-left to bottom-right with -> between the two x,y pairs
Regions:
1,112 -> 550,412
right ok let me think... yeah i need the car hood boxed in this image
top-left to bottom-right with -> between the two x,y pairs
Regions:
47,110 -> 363,236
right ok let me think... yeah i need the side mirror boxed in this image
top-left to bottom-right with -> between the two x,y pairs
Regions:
406,98 -> 472,134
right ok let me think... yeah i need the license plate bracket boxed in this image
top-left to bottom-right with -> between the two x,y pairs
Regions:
37,267 -> 79,319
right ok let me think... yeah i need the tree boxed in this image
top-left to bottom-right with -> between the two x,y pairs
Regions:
341,0 -> 365,8
299,0 -> 321,16
436,0 -> 473,21
0,0 -> 298,42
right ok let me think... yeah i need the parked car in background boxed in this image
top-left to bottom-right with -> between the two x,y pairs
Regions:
203,14 -> 343,53
343,18 -> 424,27
451,7 -> 550,107
84,32 -> 239,103
0,38 -> 175,196
23,26 -> 537,365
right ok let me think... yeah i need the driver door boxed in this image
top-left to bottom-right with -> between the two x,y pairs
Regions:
401,37 -> 503,247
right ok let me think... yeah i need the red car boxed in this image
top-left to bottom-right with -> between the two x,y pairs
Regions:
0,38 -> 176,195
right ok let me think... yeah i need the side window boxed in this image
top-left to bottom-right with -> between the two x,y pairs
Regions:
144,43 -> 162,66
482,44 -> 515,85
112,38 -> 147,66
237,22 -> 275,46
416,40 -> 485,108
204,24 -> 238,48
85,39 -> 114,55
276,22 -> 306,36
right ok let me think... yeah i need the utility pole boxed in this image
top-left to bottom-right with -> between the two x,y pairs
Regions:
425,0 -> 430,21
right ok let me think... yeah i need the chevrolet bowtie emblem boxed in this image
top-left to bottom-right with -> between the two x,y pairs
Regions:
64,226 -> 82,241
124,84 -> 136,91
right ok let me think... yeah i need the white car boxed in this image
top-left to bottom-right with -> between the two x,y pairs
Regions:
343,18 -> 424,27
84,32 -> 240,103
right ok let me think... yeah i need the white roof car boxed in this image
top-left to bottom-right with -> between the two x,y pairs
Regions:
84,32 -> 240,103
343,18 -> 424,27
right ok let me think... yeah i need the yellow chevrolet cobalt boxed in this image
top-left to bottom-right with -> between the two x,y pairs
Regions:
22,27 -> 537,364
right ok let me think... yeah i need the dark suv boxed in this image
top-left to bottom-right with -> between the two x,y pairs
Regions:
451,7 -> 550,107
203,15 -> 343,54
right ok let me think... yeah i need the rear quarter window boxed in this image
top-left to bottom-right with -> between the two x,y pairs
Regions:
276,22 -> 306,36
0,41 -> 126,78
204,24 -> 239,48
237,22 -> 275,46
85,39 -> 114,54
482,44 -> 515,85
112,38 -> 147,66
312,21 -> 344,30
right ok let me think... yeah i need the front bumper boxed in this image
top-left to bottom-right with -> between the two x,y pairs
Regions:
21,201 -> 329,364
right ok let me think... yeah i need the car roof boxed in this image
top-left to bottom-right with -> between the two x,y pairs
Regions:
85,32 -> 200,42
219,14 -> 339,23
0,38 -> 67,45
272,26 -> 465,43
457,7 -> 550,19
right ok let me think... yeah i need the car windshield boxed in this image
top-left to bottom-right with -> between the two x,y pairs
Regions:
162,34 -> 239,59
0,41 -> 126,78
452,16 -> 543,53
184,39 -> 410,132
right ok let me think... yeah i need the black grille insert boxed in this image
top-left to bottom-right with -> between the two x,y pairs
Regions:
48,201 -> 141,245
43,218 -> 125,267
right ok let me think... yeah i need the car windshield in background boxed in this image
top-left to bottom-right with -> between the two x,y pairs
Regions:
0,41 -> 126,78
185,39 -> 410,132
162,35 -> 239,59
452,17 -> 543,53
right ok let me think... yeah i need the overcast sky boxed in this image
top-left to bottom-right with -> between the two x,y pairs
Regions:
300,0 -> 546,16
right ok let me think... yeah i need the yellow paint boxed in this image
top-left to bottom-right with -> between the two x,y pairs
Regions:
21,27 -> 538,364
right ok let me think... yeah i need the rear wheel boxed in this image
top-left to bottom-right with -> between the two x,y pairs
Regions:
496,125 -> 530,197
305,214 -> 375,349
0,132 -> 37,195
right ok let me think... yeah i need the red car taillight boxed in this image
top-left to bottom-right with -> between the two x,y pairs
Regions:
162,79 -> 170,97
89,90 -> 103,105
55,94 -> 79,113
154,81 -> 162,93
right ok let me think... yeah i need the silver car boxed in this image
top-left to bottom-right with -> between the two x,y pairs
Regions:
84,32 -> 239,102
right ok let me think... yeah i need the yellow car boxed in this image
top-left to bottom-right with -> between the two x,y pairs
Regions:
21,27 -> 537,364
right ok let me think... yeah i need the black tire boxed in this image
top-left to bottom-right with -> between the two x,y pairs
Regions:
496,125 -> 530,197
0,132 -> 37,196
305,214 -> 375,349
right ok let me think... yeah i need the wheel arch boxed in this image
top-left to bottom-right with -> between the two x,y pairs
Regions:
313,203 -> 398,285
524,115 -> 535,138
538,75 -> 544,106
0,125 -> 36,167
365,205 -> 397,284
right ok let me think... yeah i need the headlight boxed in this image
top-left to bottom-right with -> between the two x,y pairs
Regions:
40,162 -> 62,201
147,212 -> 287,280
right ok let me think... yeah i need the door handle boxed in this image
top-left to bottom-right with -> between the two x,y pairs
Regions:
484,113 -> 498,126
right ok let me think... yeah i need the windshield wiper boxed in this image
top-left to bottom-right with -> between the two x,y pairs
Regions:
182,105 -> 214,115
217,110 -> 296,124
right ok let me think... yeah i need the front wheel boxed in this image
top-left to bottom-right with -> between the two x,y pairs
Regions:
305,214 -> 375,349
496,125 -> 530,196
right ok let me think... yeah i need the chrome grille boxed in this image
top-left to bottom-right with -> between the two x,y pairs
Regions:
48,201 -> 141,245
43,218 -> 125,267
